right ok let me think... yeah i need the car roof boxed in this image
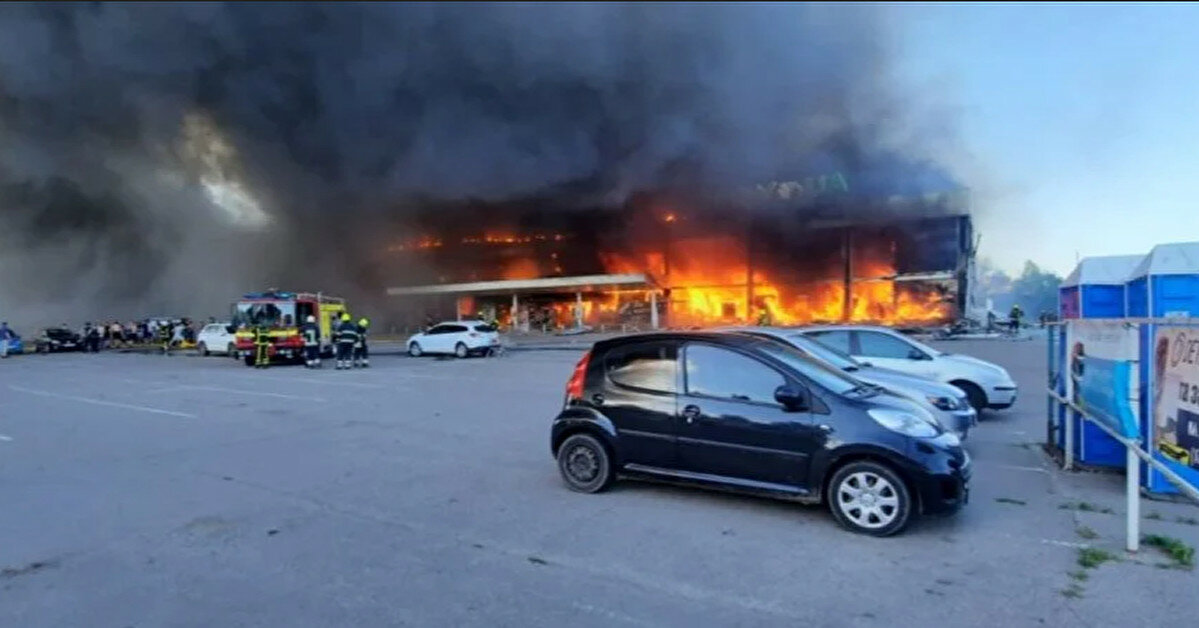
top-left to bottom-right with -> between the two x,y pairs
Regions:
435,320 -> 487,325
592,331 -> 769,353
797,324 -> 897,334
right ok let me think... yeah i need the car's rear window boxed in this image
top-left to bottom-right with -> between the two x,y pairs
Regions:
473,324 -> 497,333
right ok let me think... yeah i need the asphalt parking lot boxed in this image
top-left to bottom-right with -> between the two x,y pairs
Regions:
2,339 -> 1196,627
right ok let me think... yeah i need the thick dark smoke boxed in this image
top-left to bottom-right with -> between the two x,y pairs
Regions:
0,2 -> 956,328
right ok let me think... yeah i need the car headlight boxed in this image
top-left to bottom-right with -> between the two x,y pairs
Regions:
927,395 -> 963,411
868,408 -> 940,438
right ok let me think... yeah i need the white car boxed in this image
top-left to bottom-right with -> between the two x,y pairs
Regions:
196,322 -> 237,356
724,327 -> 977,439
407,321 -> 500,358
799,325 -> 1018,412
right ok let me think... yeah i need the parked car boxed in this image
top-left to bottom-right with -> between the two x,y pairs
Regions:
35,327 -> 82,353
799,326 -> 1018,412
3,332 -> 24,355
196,322 -> 236,357
551,332 -> 970,536
407,321 -> 500,358
722,327 -> 977,440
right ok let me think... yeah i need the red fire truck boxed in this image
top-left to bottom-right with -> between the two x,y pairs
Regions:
231,290 -> 348,366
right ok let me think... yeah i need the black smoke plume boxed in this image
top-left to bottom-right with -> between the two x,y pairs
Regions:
0,2 -> 956,327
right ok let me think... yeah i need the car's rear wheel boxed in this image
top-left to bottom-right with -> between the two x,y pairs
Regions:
454,342 -> 468,359
409,342 -> 423,357
828,461 -> 912,537
556,434 -> 614,493
198,342 -> 209,357
226,343 -> 236,357
953,381 -> 987,413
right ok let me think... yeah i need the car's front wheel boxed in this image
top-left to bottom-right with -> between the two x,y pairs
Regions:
408,342 -> 423,357
197,342 -> 209,357
226,343 -> 236,357
953,381 -> 987,413
557,434 -> 614,493
828,461 -> 913,536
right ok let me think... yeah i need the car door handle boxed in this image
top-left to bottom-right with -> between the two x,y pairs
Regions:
681,404 -> 701,424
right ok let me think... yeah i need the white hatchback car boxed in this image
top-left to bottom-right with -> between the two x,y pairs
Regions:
407,321 -> 500,358
196,322 -> 237,357
799,325 -> 1018,411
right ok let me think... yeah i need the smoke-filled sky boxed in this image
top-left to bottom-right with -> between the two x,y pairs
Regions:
0,2 -> 961,328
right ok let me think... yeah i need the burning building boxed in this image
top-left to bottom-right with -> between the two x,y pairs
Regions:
381,185 -> 975,332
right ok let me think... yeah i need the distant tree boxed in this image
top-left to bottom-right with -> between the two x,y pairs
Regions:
974,258 -> 1061,319
1010,261 -> 1062,318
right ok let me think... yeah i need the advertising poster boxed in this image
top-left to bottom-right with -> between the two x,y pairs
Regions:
1064,320 -> 1140,439
1151,326 -> 1199,488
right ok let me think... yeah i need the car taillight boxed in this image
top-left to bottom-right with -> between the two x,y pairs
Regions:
565,351 -> 591,404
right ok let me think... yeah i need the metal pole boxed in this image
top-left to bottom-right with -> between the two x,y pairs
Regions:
1127,446 -> 1141,553
650,291 -> 659,330
511,293 -> 518,331
576,291 -> 583,329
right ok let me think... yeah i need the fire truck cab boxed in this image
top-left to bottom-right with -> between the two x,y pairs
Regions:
232,291 -> 348,366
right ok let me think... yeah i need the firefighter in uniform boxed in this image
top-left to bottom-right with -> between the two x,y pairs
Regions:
301,315 -> 321,368
1008,304 -> 1023,335
353,317 -> 370,368
335,312 -> 358,370
253,319 -> 271,368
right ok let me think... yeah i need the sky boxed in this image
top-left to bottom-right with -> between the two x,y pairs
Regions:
893,3 -> 1199,277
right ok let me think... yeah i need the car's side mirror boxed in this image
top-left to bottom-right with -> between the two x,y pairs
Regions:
775,385 -> 810,412
908,349 -> 929,361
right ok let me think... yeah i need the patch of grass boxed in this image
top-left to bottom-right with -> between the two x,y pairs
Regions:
1060,501 -> 1115,515
1068,570 -> 1090,582
1075,525 -> 1099,540
1142,534 -> 1195,570
1147,511 -> 1164,521
1077,547 -> 1117,569
1061,583 -> 1085,599
1175,516 -> 1199,526
995,497 -> 1028,506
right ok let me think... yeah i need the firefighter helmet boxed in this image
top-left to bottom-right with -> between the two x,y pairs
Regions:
341,313 -> 351,322
306,315 -> 316,323
358,318 -> 369,327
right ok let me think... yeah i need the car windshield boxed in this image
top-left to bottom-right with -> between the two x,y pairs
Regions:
234,301 -> 296,327
786,334 -> 861,370
752,340 -> 862,395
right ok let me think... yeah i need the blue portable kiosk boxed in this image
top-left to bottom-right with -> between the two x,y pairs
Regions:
1126,243 -> 1199,493
1057,255 -> 1144,466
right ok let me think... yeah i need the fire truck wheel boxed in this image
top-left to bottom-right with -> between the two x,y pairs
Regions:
198,342 -> 209,357
454,342 -> 468,359
408,342 -> 423,357
244,354 -> 255,367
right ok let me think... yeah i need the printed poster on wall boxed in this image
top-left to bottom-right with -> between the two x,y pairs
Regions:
1064,320 -> 1140,439
1152,326 -> 1199,487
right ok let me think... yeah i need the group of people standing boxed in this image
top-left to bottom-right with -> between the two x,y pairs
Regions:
253,313 -> 369,370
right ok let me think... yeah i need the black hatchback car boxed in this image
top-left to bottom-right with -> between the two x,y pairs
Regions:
551,332 -> 971,536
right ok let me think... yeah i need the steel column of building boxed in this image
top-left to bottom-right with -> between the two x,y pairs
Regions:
575,292 -> 584,328
745,215 -> 755,324
841,228 -> 854,322
510,291 -> 520,330
650,291 -> 659,329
